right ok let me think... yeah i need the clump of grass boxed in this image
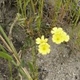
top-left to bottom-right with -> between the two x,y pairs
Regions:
52,0 -> 80,26
0,26 -> 33,80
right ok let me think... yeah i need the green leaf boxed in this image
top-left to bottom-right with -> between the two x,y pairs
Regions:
28,62 -> 34,72
0,51 -> 13,60
0,44 -> 7,53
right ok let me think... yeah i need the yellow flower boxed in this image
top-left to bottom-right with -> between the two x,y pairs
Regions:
38,43 -> 50,55
52,32 -> 64,44
51,27 -> 70,44
36,35 -> 48,44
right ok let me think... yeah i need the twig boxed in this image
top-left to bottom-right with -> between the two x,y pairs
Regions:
8,14 -> 19,40
0,35 -> 12,53
0,26 -> 33,80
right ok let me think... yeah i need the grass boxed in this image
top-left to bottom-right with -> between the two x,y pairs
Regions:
0,0 -> 80,80
0,26 -> 33,80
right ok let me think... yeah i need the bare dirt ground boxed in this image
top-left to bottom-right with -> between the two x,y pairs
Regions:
37,24 -> 80,80
0,0 -> 80,80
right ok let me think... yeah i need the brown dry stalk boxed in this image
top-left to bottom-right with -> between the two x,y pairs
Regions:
0,35 -> 12,53
9,13 -> 19,39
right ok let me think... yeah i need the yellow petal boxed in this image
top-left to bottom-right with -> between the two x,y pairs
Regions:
36,38 -> 41,44
64,35 -> 70,42
51,27 -> 57,34
41,35 -> 44,40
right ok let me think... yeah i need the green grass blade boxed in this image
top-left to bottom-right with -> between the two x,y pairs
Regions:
0,44 -> 7,52
0,51 -> 13,60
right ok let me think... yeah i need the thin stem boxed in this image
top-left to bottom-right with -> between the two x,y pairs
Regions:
0,44 -> 6,52
9,14 -> 19,39
0,26 -> 33,80
8,60 -> 12,80
0,35 -> 12,53
30,0 -> 35,14
0,26 -> 20,63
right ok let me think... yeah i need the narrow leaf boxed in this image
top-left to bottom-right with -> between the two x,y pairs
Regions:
0,51 -> 13,60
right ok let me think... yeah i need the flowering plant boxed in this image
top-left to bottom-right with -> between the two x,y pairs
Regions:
36,27 -> 70,55
36,35 -> 50,55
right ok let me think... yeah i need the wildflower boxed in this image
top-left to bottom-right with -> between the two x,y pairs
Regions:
51,27 -> 70,44
36,35 -> 48,44
38,43 -> 50,55
36,35 -> 50,55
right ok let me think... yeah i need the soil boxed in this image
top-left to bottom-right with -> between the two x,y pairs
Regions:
0,0 -> 80,80
37,24 -> 80,80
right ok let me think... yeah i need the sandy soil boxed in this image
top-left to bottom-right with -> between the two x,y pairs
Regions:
37,25 -> 80,80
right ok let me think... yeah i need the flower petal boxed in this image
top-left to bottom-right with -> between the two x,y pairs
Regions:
36,38 -> 41,44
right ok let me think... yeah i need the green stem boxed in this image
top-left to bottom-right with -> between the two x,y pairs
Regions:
31,39 -> 38,80
0,26 -> 33,80
0,44 -> 7,53
30,0 -> 35,14
8,60 -> 12,80
0,26 -> 20,63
